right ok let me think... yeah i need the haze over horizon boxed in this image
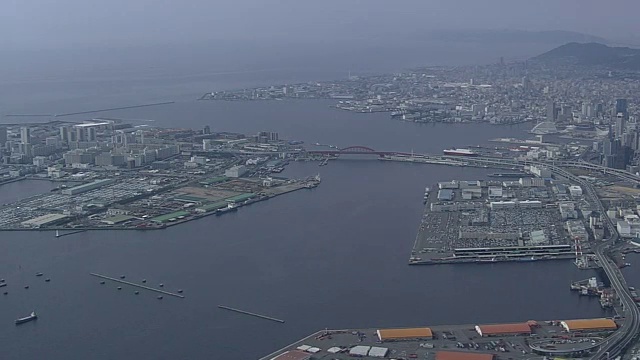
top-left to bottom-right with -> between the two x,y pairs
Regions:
3,0 -> 640,51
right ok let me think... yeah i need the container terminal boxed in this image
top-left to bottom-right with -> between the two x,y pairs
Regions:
261,318 -> 620,360
410,171 -> 591,265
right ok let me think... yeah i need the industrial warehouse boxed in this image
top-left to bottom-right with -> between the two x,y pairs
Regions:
262,318 -> 620,359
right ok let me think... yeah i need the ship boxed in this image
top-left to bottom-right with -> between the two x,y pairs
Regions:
216,203 -> 238,215
15,311 -> 37,325
443,148 -> 478,157
488,172 -> 524,178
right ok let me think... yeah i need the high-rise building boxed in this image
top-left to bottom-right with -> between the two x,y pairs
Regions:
60,126 -> 69,143
203,125 -> 211,135
76,127 -> 86,142
616,98 -> 628,118
615,112 -> 626,137
546,101 -> 557,122
87,127 -> 96,142
0,127 -> 7,145
521,76 -> 531,91
20,127 -> 31,144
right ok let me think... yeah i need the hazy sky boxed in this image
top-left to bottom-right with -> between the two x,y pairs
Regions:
3,0 -> 640,50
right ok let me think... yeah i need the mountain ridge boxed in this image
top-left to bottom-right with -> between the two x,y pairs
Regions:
532,42 -> 640,69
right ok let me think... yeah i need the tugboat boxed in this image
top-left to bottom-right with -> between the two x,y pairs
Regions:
15,311 -> 37,325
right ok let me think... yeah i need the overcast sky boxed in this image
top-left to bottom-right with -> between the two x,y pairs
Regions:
2,0 -> 640,50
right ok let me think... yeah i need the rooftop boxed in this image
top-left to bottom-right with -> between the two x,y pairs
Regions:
475,323 -> 531,336
150,210 -> 190,223
561,318 -> 617,331
436,351 -> 494,360
377,327 -> 433,341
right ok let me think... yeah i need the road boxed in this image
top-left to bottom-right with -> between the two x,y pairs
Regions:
548,165 -> 640,360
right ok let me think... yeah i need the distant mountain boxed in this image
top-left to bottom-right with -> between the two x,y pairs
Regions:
532,42 -> 640,69
429,29 -> 608,45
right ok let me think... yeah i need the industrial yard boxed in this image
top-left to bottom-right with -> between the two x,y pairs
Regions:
0,174 -> 319,231
410,168 -> 595,265
0,123 -> 321,231
262,318 -> 619,360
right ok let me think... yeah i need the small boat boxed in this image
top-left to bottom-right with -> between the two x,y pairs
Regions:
177,289 -> 183,294
117,287 -> 122,290
24,285 -> 29,289
120,275 -> 126,279
99,281 -> 105,285
45,279 -> 51,282
0,283 -> 6,288
142,279 -> 147,283
159,283 -> 164,287
134,291 -> 139,295
15,311 -> 37,325
36,273 -> 43,277
157,296 -> 163,300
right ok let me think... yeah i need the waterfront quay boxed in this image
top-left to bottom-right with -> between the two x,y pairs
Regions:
262,318 -> 618,360
410,174 -> 586,265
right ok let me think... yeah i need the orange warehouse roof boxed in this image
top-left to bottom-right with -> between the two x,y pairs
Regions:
477,323 -> 531,335
562,318 -> 617,331
270,350 -> 311,360
377,327 -> 433,340
436,351 -> 494,360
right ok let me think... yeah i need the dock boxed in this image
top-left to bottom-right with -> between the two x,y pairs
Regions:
218,305 -> 284,323
90,273 -> 185,298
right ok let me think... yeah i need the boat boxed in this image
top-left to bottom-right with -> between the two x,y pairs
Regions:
15,311 -> 37,325
0,283 -> 6,288
443,148 -> 478,157
516,256 -> 537,262
36,272 -> 43,277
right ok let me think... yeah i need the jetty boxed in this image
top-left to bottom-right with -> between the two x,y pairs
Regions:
90,273 -> 185,299
218,305 -> 284,323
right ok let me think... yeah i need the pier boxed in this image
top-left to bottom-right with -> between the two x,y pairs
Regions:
53,102 -> 175,117
55,230 -> 87,238
218,305 -> 284,323
90,273 -> 185,298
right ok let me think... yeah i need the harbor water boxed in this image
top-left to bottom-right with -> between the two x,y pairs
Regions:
0,82 -> 609,359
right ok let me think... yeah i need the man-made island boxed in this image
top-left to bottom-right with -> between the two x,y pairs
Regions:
0,121 -> 320,231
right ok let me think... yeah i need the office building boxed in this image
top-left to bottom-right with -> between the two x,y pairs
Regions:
203,125 -> 211,135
